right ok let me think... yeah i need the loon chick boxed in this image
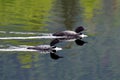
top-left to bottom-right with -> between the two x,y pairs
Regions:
27,45 -> 63,60
50,26 -> 88,46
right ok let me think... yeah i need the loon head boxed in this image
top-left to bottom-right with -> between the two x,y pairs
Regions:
79,33 -> 88,39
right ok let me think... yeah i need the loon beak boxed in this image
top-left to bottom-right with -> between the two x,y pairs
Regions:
54,47 -> 62,51
84,34 -> 88,37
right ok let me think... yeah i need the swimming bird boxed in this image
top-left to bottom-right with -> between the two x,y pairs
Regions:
50,26 -> 88,46
27,45 -> 63,60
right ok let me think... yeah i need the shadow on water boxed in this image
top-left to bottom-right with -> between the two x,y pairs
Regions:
0,0 -> 120,80
47,0 -> 83,49
48,0 -> 81,30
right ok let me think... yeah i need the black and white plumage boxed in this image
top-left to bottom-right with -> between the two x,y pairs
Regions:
27,45 -> 63,60
50,26 -> 88,46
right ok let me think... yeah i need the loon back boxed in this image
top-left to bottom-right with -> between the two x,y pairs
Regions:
53,26 -> 85,36
53,30 -> 77,36
27,45 -> 62,52
27,45 -> 51,52
27,45 -> 63,60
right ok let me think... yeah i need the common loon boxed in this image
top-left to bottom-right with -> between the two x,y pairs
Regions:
27,45 -> 63,60
50,26 -> 88,46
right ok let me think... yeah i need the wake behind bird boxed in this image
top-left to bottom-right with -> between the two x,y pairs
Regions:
0,35 -> 65,40
0,45 -> 48,53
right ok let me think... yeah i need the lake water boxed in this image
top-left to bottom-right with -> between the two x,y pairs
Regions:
0,0 -> 120,80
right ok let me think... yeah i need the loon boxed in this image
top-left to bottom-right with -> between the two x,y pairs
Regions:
27,45 -> 63,60
50,26 -> 88,46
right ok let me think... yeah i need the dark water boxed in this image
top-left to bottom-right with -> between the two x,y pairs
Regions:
0,0 -> 120,80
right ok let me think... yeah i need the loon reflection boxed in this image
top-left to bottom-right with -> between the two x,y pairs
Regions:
50,26 -> 88,46
27,45 -> 63,60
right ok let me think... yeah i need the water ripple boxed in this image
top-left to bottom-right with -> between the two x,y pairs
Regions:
0,31 -> 52,35
0,45 -> 49,53
0,35 -> 63,40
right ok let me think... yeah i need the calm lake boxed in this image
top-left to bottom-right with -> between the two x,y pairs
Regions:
0,0 -> 120,80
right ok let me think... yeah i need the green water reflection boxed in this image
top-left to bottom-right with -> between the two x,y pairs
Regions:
0,0 -> 120,80
0,0 -> 53,31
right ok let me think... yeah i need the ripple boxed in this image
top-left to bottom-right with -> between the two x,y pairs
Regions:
0,35 -> 63,40
0,48 -> 36,52
0,31 -> 6,34
0,31 -> 52,35
0,45 -> 49,54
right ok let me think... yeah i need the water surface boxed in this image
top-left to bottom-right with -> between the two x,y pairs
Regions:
0,0 -> 120,80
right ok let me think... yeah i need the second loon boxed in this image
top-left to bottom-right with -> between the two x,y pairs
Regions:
50,26 -> 88,46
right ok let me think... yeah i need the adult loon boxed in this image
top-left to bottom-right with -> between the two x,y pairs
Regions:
27,45 -> 63,60
50,26 -> 88,46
